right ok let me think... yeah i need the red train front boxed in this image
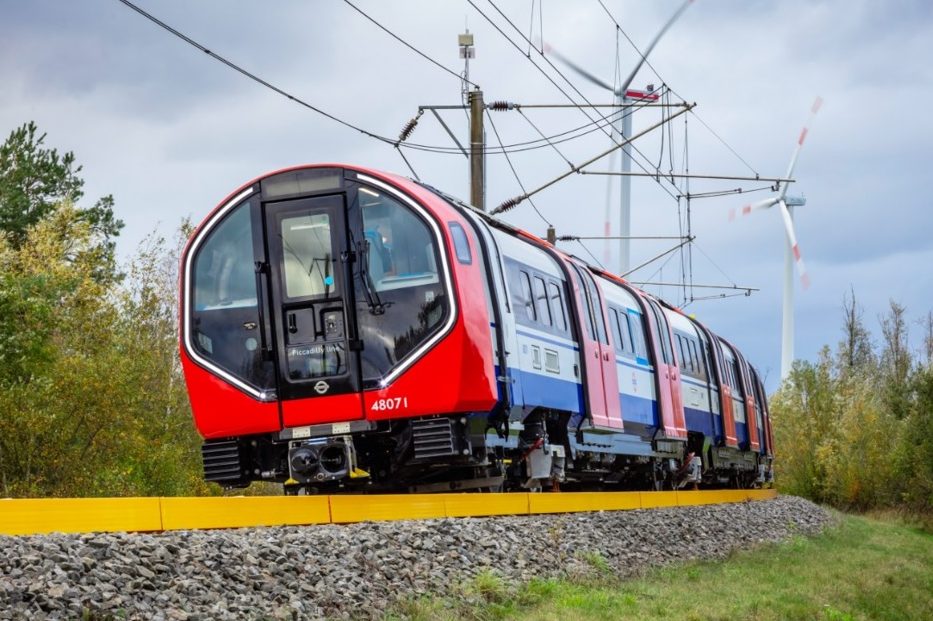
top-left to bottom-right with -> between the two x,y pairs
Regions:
180,165 -> 498,490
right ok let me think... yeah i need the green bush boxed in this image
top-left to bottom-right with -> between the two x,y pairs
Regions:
772,298 -> 933,514
0,206 -> 208,497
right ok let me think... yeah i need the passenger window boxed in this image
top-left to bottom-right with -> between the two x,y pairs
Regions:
609,308 -> 623,354
722,351 -> 738,390
618,311 -> 634,358
573,268 -> 596,341
733,359 -> 746,397
629,311 -> 648,362
548,282 -> 567,332
689,340 -> 703,380
649,304 -> 673,365
534,276 -> 551,326
581,270 -> 608,345
448,222 -> 472,264
520,272 -> 536,321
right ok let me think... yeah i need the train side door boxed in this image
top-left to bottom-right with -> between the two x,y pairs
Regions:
751,369 -> 773,457
579,267 -> 623,429
735,353 -> 761,452
711,338 -> 739,448
566,264 -> 615,429
264,193 -> 364,426
643,298 -> 687,439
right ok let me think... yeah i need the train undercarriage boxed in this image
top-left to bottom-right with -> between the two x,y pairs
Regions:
203,411 -> 773,495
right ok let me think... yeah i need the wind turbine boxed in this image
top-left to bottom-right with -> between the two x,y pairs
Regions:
730,97 -> 823,381
548,0 -> 693,274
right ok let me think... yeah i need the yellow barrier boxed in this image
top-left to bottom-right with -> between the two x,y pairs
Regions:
160,496 -> 331,530
0,489 -> 777,536
0,497 -> 163,536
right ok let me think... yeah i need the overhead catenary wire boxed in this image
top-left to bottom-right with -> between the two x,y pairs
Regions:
516,108 -> 574,168
559,235 -> 688,241
114,0 -> 512,157
396,95 -> 663,156
594,0 -> 760,177
342,0 -> 480,89
466,0 -> 684,201
621,235 -> 694,279
113,0 -> 403,146
117,0 -> 650,161
486,111 -> 551,226
524,2 -> 755,304
493,103 -> 694,215
628,281 -> 758,293
691,241 -> 741,288
574,240 -> 606,270
682,185 -> 775,200
683,291 -> 753,305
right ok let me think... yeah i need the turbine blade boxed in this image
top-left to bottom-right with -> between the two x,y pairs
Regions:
545,43 -> 615,92
778,200 -> 810,289
730,196 -> 779,221
618,0 -> 694,95
779,96 -> 823,199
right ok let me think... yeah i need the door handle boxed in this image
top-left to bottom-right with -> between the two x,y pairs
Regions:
288,313 -> 297,334
603,352 -> 610,361
253,262 -> 270,359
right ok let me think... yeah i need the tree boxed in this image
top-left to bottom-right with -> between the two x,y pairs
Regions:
921,311 -> 933,367
837,286 -> 874,376
0,122 -> 123,273
879,300 -> 912,419
0,206 -> 210,497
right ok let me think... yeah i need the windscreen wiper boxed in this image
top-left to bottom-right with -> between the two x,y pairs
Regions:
358,239 -> 386,315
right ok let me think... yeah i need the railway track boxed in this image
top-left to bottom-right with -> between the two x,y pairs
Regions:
0,489 -> 775,536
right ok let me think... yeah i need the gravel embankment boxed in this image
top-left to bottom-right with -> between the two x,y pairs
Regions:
0,495 -> 831,620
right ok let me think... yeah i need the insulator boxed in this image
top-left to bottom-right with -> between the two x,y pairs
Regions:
492,196 -> 522,215
398,117 -> 419,142
488,101 -> 513,111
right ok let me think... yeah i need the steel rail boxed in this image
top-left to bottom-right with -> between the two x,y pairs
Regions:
0,489 -> 776,536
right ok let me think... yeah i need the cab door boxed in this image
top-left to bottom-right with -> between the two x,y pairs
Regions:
264,193 -> 364,426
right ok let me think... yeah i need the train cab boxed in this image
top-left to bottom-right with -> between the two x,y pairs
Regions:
181,165 -> 497,488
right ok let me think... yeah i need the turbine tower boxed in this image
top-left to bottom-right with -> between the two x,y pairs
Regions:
731,97 -> 823,380
549,0 -> 692,273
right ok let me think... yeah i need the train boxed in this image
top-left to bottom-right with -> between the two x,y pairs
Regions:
180,164 -> 774,494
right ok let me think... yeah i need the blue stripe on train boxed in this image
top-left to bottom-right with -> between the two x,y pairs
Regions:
620,393 -> 658,426
684,407 -> 717,438
497,365 -> 660,428
497,363 -> 743,445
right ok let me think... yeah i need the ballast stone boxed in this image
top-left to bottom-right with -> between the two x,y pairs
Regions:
0,496 -> 831,620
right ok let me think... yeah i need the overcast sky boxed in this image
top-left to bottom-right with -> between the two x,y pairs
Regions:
3,0 -> 931,390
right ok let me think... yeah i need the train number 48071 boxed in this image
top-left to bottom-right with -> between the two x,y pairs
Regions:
371,397 -> 409,411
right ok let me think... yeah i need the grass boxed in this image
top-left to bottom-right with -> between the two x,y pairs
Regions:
388,512 -> 933,621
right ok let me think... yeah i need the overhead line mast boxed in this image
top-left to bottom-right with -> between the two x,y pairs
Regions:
461,31 -> 486,211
